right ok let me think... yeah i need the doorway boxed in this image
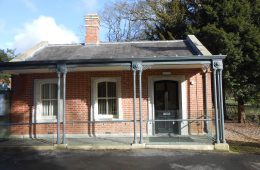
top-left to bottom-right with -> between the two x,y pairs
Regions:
154,80 -> 179,134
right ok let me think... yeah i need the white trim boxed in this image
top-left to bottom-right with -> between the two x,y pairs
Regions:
187,35 -> 212,55
33,78 -> 63,123
91,77 -> 123,121
97,40 -> 184,45
148,75 -> 188,136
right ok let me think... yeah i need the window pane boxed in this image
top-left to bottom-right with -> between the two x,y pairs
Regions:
50,100 -> 58,117
107,82 -> 116,97
98,82 -> 106,97
42,100 -> 49,116
40,82 -> 58,118
167,82 -> 178,110
42,100 -> 58,117
154,82 -> 165,110
108,99 -> 117,115
98,99 -> 106,115
41,84 -> 49,99
50,84 -> 58,99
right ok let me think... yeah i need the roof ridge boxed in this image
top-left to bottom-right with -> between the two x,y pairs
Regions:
98,40 -> 184,45
47,43 -> 83,47
47,40 -> 185,47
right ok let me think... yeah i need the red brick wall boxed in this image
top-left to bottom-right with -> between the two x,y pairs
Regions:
10,69 -> 213,136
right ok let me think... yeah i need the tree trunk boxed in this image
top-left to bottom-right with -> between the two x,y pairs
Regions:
238,99 -> 246,123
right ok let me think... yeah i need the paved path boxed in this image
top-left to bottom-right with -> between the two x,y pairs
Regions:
0,149 -> 259,170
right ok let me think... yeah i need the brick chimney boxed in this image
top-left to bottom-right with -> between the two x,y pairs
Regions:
85,14 -> 100,44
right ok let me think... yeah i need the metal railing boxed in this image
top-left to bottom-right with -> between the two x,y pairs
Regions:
0,113 -> 217,146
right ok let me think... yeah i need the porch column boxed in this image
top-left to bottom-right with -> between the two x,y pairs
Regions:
56,69 -> 61,144
62,72 -> 67,144
61,64 -> 67,144
202,65 -> 209,133
217,69 -> 223,142
132,68 -> 137,144
212,60 -> 225,143
139,67 -> 143,144
57,64 -> 67,145
219,69 -> 226,143
132,62 -> 143,144
213,64 -> 219,143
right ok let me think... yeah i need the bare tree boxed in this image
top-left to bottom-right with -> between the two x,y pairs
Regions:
99,0 -> 188,42
99,0 -> 149,42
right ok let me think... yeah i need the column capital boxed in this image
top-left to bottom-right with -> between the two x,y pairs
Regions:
212,60 -> 223,70
132,62 -> 143,71
202,64 -> 210,73
56,64 -> 67,74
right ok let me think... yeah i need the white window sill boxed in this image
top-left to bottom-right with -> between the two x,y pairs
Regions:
35,117 -> 63,123
94,117 -> 123,122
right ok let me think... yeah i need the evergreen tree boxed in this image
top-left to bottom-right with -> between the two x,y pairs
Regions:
189,0 -> 260,123
145,0 -> 189,40
0,49 -> 15,84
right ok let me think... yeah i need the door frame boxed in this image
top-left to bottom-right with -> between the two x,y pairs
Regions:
148,75 -> 188,136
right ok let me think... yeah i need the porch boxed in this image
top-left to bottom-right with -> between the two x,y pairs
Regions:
0,60 -> 226,147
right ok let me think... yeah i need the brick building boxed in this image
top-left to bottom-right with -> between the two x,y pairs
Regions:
0,14 -> 226,146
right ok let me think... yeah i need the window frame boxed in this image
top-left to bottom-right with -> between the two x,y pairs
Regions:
33,79 -> 63,123
97,81 -> 117,116
91,77 -> 122,121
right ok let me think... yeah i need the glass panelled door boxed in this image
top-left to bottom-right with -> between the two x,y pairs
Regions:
154,80 -> 179,134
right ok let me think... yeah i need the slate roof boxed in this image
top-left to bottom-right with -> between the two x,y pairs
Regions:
25,40 -> 197,61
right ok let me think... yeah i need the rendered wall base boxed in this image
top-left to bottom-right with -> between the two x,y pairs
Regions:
131,143 -> 146,148
54,144 -> 68,149
214,143 -> 229,151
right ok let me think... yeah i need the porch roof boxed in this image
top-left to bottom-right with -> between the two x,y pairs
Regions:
0,35 -> 226,73
0,55 -> 225,71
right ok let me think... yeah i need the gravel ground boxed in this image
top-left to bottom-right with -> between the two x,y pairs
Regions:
225,122 -> 260,143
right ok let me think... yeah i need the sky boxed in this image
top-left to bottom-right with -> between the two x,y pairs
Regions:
0,0 -> 116,54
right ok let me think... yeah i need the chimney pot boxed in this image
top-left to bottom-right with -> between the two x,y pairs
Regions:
85,14 -> 100,44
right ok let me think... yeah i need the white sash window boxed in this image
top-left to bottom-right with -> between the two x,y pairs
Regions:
91,77 -> 122,120
41,83 -> 58,117
34,79 -> 63,122
98,82 -> 117,116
